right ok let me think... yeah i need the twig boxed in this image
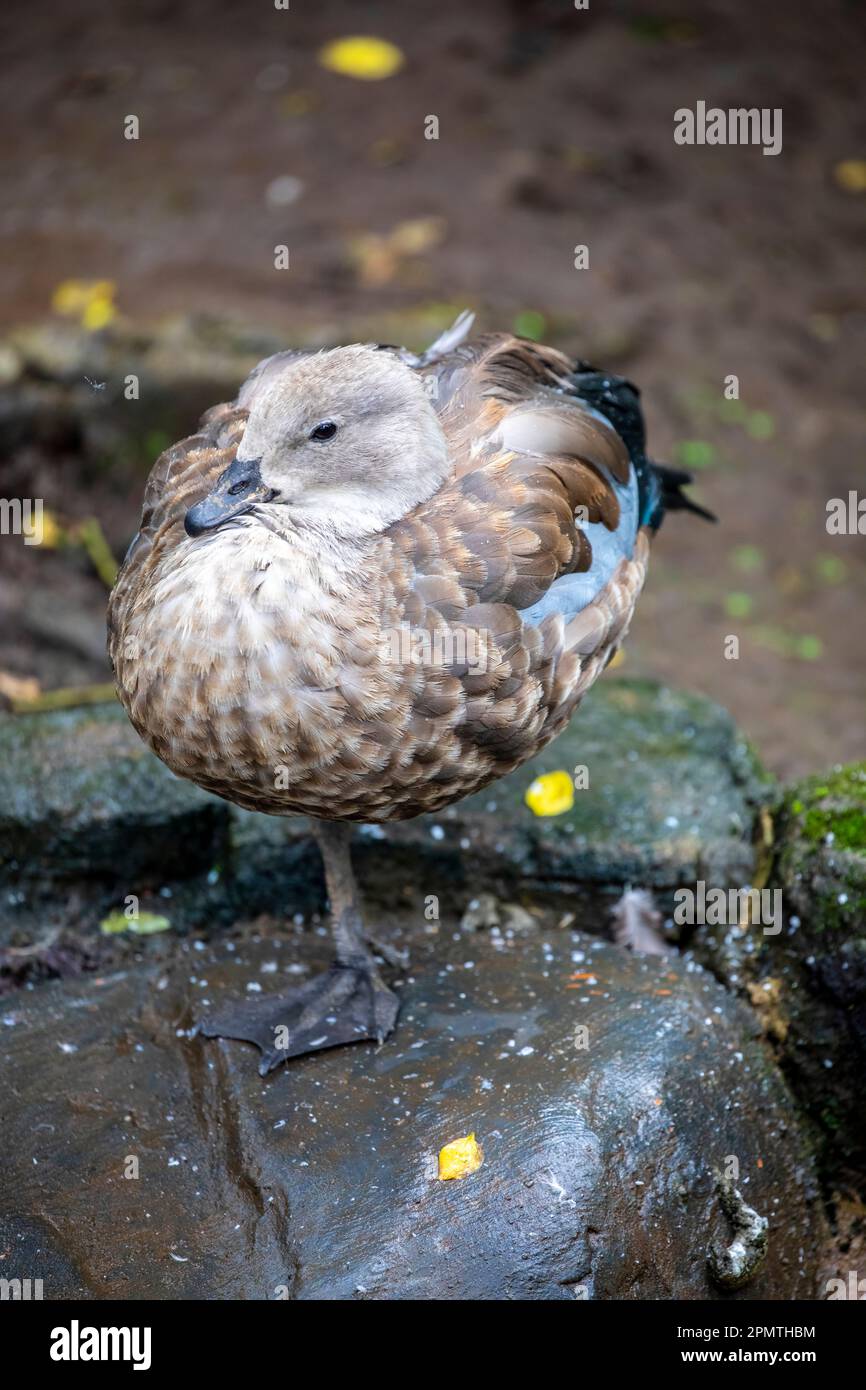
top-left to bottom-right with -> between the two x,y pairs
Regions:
10,682 -> 117,713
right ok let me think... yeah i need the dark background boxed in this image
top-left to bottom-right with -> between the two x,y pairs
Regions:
1,0 -> 864,777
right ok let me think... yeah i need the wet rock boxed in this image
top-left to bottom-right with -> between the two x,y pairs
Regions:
707,1176 -> 769,1290
0,923 -> 824,1300
0,703 -> 229,885
734,764 -> 866,1186
459,892 -> 537,934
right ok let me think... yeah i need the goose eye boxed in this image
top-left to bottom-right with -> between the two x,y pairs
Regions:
309,421 -> 337,442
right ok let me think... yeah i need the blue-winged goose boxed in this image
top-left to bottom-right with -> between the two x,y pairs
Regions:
108,314 -> 710,1072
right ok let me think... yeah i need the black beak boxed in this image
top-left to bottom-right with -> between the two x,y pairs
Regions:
184,457 -> 275,537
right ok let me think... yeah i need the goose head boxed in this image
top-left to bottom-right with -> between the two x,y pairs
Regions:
184,345 -> 450,541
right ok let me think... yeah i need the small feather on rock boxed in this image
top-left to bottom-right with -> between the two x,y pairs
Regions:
610,888 -> 671,956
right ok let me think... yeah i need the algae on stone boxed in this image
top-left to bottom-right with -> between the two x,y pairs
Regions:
732,762 -> 866,1188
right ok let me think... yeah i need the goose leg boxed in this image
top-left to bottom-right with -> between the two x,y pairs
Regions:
199,819 -> 401,1074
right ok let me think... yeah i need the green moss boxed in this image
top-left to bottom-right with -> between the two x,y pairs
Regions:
785,763 -> 866,849
775,761 -> 866,935
802,807 -> 866,851
802,763 -> 866,802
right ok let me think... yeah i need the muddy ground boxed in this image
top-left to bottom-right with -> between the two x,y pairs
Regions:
0,0 -> 864,776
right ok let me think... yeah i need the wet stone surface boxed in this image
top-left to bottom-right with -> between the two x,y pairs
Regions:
0,703 -> 230,886
0,923 -> 824,1300
0,681 -> 832,1298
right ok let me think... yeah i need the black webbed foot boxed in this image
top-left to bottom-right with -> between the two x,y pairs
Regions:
199,961 -> 400,1075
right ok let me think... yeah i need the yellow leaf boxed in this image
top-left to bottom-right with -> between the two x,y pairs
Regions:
0,671 -> 41,703
52,280 -> 90,315
51,278 -> 117,329
100,910 -> 172,936
100,911 -> 130,935
438,1132 -> 483,1180
524,770 -> 574,817
279,89 -> 316,117
82,294 -> 116,331
834,160 -> 866,193
37,508 -> 63,549
318,36 -> 405,81
346,232 -> 398,287
389,217 -> 446,256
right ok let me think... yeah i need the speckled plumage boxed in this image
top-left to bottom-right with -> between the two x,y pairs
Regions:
108,331 -> 652,824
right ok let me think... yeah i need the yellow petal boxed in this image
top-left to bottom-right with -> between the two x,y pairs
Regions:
524,770 -> 575,817
834,160 -> 866,193
318,36 -> 405,81
438,1132 -> 483,1180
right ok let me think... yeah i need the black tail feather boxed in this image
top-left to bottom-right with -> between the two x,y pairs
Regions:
565,365 -> 716,529
650,461 -> 717,525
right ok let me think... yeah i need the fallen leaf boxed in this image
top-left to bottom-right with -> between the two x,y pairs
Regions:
278,89 -> 316,116
525,770 -> 574,817
346,218 -> 447,287
815,554 -> 846,584
676,439 -> 717,470
389,216 -> 446,256
100,911 -> 172,937
51,279 -> 117,330
513,309 -> 546,341
36,508 -> 63,549
318,36 -> 405,81
438,1132 -> 483,1180
834,160 -> 866,193
0,671 -> 41,703
746,410 -> 774,440
795,634 -> 822,661
729,544 -> 764,574
724,592 -> 753,618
